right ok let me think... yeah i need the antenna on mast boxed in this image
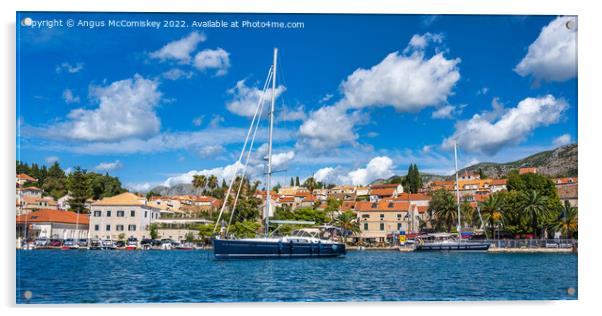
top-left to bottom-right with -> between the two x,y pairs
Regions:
454,141 -> 462,236
265,47 -> 278,237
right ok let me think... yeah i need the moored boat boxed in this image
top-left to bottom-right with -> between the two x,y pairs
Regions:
415,233 -> 490,251
125,237 -> 138,250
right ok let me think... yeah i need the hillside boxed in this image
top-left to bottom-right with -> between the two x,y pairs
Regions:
456,143 -> 577,179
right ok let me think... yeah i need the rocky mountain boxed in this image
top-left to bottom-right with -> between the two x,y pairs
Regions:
456,143 -> 578,179
149,183 -> 198,196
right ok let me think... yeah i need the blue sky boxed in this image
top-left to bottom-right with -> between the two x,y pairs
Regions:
16,12 -> 577,191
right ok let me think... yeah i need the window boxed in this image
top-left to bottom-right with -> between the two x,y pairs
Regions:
380,214 -> 384,220
363,223 -> 368,231
106,210 -> 111,217
145,211 -> 148,218
388,202 -> 394,208
371,202 -> 378,208
397,214 -> 402,219
397,223 -> 401,230
130,210 -> 136,217
128,224 -> 136,231
105,224 -> 111,231
94,225 -> 99,231
380,223 -> 385,231
93,211 -> 101,217
117,210 -> 124,217
116,225 -> 124,231
361,214 -> 370,219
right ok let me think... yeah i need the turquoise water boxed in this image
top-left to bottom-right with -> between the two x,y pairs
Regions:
16,250 -> 577,303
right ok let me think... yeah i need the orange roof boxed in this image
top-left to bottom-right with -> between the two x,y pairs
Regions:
519,167 -> 537,174
341,201 -> 356,211
17,186 -> 41,191
16,209 -> 90,225
278,196 -> 295,203
193,196 -> 217,202
92,192 -> 147,206
369,188 -> 397,196
555,177 -> 577,185
370,183 -> 399,189
415,205 -> 429,214
491,179 -> 507,185
355,201 -> 410,212
17,173 -> 37,181
394,193 -> 431,201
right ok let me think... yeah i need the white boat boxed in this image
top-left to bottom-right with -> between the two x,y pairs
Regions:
415,143 -> 490,252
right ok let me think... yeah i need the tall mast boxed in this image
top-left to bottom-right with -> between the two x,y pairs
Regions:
454,141 -> 462,236
265,48 -> 278,237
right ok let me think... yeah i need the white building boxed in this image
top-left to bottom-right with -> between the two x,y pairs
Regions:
89,192 -> 161,240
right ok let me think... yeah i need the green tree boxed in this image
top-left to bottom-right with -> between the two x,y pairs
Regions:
520,190 -> 550,238
149,223 -> 159,239
555,201 -> 578,239
324,197 -> 342,221
295,176 -> 300,186
198,224 -> 215,241
479,193 -> 503,238
228,221 -> 261,238
402,164 -> 423,194
428,189 -> 457,232
184,232 -> 195,243
192,174 -> 207,195
478,168 -> 488,179
207,175 -> 219,191
66,167 -> 91,214
290,177 -> 294,186
303,176 -> 318,193
335,211 -> 360,244
118,233 -> 126,241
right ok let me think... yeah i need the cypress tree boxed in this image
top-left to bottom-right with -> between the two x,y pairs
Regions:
66,167 -> 91,214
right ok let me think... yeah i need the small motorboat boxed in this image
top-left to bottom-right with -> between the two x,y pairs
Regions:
175,242 -> 195,250
125,237 -> 138,250
61,238 -> 80,250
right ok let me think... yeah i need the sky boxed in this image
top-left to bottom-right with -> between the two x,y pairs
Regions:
16,12 -> 578,191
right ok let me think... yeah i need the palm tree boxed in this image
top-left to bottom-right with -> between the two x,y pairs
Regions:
479,194 -> 503,239
555,200 -> 578,239
335,211 -> 360,244
207,175 -> 218,191
192,174 -> 207,196
429,189 -> 457,232
520,190 -> 550,239
303,176 -> 318,193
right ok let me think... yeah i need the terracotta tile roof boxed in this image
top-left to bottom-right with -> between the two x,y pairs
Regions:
394,193 -> 431,201
16,209 -> 90,225
415,205 -> 429,214
17,173 -> 37,181
555,177 -> 578,185
92,192 -> 147,206
193,196 -> 217,202
17,186 -> 42,191
341,201 -> 356,211
278,196 -> 295,203
370,183 -> 400,189
355,201 -> 410,212
369,188 -> 397,196
491,179 -> 507,185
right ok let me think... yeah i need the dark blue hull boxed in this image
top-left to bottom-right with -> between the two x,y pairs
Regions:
213,239 -> 346,259
415,242 -> 491,251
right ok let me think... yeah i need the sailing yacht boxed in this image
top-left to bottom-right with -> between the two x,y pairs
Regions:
414,142 -> 490,251
212,48 -> 346,259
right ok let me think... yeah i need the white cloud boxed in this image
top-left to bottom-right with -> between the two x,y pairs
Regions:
208,114 -> 224,128
94,160 -> 123,172
515,16 -> 577,83
312,156 -> 395,186
45,156 -> 59,164
149,32 -> 206,64
226,79 -> 286,117
277,105 -> 306,122
422,145 -> 432,153
443,95 -> 568,155
298,105 -> 362,151
162,68 -> 194,80
553,133 -> 572,146
48,75 -> 162,142
347,156 -> 395,185
271,151 -> 295,169
313,167 -> 336,183
126,182 -> 159,193
62,89 -> 80,104
192,116 -> 204,126
431,105 -> 456,119
298,33 -> 460,152
199,144 -> 224,157
193,48 -> 231,76
56,62 -> 84,74
163,161 -> 245,187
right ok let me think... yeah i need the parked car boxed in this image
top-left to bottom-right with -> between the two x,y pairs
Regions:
49,239 -> 63,247
114,240 -> 125,248
34,237 -> 50,247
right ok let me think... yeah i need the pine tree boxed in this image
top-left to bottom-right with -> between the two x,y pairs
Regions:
66,167 -> 91,214
290,177 -> 294,186
295,176 -> 300,187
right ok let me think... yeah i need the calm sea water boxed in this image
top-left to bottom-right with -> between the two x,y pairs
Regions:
16,250 -> 577,303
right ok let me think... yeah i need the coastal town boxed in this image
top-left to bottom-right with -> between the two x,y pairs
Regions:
16,160 -> 578,250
